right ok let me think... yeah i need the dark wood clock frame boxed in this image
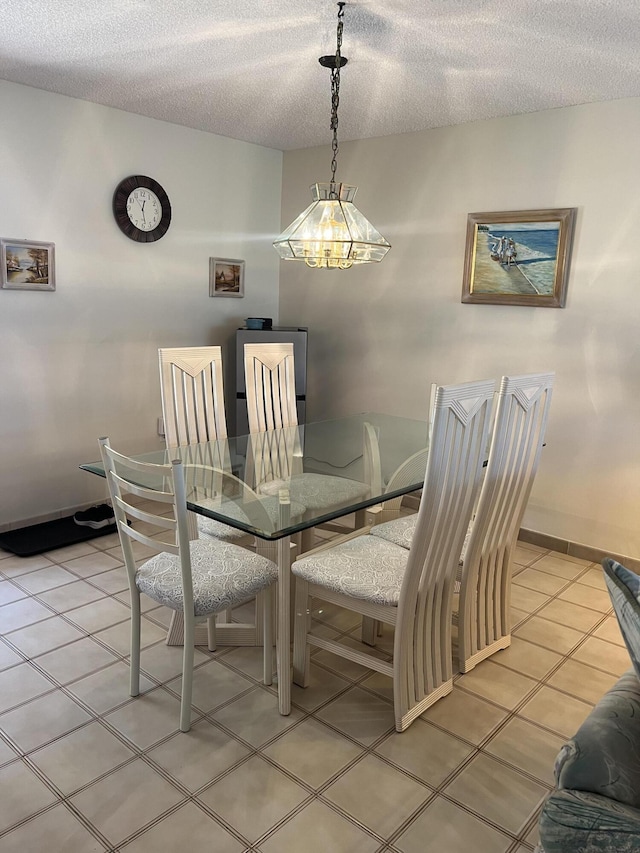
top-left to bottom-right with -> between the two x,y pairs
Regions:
112,175 -> 172,243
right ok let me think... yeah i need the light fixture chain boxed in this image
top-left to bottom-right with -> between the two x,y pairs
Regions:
272,0 -> 389,268
329,2 -> 345,188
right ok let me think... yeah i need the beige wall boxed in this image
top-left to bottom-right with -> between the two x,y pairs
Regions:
0,80 -> 282,528
279,98 -> 640,559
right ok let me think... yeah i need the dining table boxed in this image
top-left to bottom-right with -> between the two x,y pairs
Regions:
81,412 -> 430,715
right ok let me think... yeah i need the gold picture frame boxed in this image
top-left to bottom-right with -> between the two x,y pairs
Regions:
461,208 -> 576,307
1,238 -> 56,291
209,257 -> 244,298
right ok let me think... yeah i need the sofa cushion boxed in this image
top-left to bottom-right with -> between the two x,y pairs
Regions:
555,669 -> 640,810
539,789 -> 640,853
603,558 -> 640,680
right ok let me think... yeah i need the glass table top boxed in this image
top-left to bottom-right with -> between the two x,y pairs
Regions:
81,412 -> 429,540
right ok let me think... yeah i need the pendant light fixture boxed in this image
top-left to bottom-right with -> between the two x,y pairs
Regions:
273,2 -> 390,270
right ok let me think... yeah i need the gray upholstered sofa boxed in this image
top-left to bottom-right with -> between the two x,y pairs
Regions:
538,668 -> 640,852
539,558 -> 640,853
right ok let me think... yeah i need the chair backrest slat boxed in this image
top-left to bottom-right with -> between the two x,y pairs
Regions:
114,510 -> 177,555
109,469 -> 174,505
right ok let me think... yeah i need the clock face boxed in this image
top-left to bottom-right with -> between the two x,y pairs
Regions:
113,176 -> 171,242
126,188 -> 162,232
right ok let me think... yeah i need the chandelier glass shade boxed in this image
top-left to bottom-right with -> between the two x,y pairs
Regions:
273,3 -> 390,270
273,182 -> 390,269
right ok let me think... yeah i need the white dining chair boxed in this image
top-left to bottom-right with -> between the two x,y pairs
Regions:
370,372 -> 555,672
98,437 -> 278,732
244,341 -> 370,551
291,378 -> 495,731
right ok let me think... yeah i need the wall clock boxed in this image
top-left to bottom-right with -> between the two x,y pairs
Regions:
112,175 -> 172,242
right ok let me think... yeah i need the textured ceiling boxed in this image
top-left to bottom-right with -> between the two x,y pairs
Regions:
2,0 -> 640,151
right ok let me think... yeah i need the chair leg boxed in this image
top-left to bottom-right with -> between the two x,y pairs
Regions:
459,635 -> 511,673
255,591 -> 264,644
301,528 -> 315,553
262,585 -> 273,686
292,578 -> 311,687
129,590 -> 141,697
180,611 -> 195,732
289,574 -> 297,636
361,616 -> 378,646
207,615 -> 217,652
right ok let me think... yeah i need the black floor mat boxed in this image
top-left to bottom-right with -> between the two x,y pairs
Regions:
0,516 -> 116,557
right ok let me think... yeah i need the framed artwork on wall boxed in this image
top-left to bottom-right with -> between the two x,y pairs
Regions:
209,257 -> 244,298
1,238 -> 56,291
461,208 -> 576,307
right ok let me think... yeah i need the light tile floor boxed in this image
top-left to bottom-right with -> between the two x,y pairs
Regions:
0,532 -> 625,852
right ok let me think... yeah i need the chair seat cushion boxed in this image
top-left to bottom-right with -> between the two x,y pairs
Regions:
292,534 -> 409,606
197,516 -> 248,542
197,495 -> 306,540
259,473 -> 369,512
136,539 -> 278,616
371,515 -> 472,571
370,515 -> 417,548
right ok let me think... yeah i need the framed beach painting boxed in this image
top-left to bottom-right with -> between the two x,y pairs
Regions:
461,208 -> 576,307
209,257 -> 244,297
1,238 -> 56,291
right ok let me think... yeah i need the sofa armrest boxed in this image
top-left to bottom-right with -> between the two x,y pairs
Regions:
555,669 -> 640,809
540,789 -> 640,853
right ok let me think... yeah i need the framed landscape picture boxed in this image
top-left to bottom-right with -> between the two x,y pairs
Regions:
1,238 -> 56,291
209,257 -> 244,298
461,208 -> 576,307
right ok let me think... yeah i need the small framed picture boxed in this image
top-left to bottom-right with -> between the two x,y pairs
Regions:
209,257 -> 244,298
2,238 -> 56,291
461,208 -> 576,308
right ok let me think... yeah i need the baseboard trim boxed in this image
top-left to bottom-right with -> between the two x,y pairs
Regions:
518,528 -> 640,573
403,493 -> 640,571
0,500 -> 106,535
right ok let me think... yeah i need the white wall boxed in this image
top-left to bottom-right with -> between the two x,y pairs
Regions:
0,80 -> 282,528
279,98 -> 640,559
